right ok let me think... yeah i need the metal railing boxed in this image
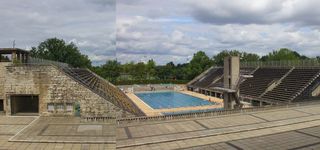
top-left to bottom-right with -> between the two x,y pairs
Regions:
116,99 -> 320,125
27,57 -> 69,68
241,60 -> 320,68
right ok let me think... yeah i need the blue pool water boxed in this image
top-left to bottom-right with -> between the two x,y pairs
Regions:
162,108 -> 224,116
135,92 -> 216,109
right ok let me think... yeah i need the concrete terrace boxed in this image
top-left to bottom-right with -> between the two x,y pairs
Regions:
0,116 -> 116,150
1,101 -> 320,149
116,102 -> 320,150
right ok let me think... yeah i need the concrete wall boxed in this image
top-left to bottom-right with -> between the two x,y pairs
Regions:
312,85 -> 320,97
2,64 -> 132,117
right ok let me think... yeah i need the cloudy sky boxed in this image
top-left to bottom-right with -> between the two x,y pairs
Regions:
117,0 -> 320,64
0,0 -> 115,65
1,0 -> 320,65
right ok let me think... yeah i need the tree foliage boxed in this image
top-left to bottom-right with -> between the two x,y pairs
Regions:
262,48 -> 305,61
30,38 -> 91,68
101,60 -> 121,82
29,39 -> 317,84
146,59 -> 156,79
187,51 -> 213,79
87,48 -> 316,84
212,50 -> 260,66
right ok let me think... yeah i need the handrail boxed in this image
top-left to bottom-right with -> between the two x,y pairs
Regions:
291,70 -> 320,101
85,68 -> 146,116
241,60 -> 320,68
117,99 -> 320,125
27,57 -> 69,68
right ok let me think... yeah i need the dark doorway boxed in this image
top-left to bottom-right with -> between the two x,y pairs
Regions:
0,99 -> 3,111
11,95 -> 39,115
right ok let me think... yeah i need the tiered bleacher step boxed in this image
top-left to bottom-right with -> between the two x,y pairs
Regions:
262,68 -> 320,102
239,68 -> 290,97
188,66 -> 215,85
189,67 -> 257,89
62,68 -> 145,116
190,67 -> 223,88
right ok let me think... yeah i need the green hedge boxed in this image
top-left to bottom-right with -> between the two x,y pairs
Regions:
113,80 -> 189,85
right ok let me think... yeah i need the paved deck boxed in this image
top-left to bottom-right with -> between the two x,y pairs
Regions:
126,90 -> 224,116
2,102 -> 320,149
116,103 -> 320,150
0,116 -> 116,150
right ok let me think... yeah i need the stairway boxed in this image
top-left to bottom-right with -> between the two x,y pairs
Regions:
61,67 -> 145,116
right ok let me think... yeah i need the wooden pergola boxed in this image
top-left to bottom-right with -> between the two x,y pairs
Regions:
0,48 -> 29,63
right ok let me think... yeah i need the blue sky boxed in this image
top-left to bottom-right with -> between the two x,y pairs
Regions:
0,0 -> 320,65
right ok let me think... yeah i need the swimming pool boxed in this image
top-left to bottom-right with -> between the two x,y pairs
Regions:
135,91 -> 216,109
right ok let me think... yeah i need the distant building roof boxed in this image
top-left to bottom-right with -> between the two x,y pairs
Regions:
0,48 -> 30,54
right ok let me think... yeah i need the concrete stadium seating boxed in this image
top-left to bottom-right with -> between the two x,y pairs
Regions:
262,68 -> 320,102
240,68 -> 290,97
191,68 -> 223,88
188,66 -> 320,104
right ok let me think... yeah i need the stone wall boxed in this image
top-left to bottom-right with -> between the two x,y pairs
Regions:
3,64 -> 132,117
0,62 -> 12,100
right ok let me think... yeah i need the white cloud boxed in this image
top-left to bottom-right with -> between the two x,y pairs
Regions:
116,0 -> 320,64
1,0 -> 320,66
0,0 -> 115,66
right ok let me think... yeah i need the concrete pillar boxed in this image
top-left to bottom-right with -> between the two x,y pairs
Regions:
223,56 -> 240,110
223,56 -> 240,89
17,52 -> 21,62
5,95 -> 11,116
26,54 -> 29,63
12,51 -> 16,62
21,53 -> 25,63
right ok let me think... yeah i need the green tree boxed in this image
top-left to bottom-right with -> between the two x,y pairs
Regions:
212,50 -> 260,65
146,59 -> 156,79
156,62 -> 175,80
133,62 -> 146,80
90,66 -> 103,77
241,52 -> 260,62
212,50 -> 241,66
30,38 -> 91,68
101,60 -> 121,82
175,63 -> 189,80
262,48 -> 305,61
187,51 -> 213,79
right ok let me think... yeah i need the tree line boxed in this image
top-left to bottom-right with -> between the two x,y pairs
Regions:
30,38 -> 320,84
